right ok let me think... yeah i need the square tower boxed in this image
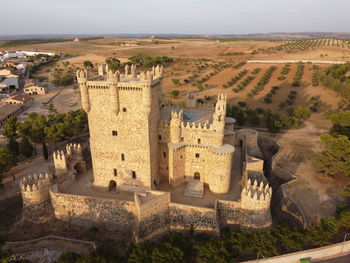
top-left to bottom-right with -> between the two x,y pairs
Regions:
76,65 -> 164,190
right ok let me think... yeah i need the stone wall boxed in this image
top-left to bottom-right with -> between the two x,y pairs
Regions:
167,143 -> 234,194
169,203 -> 219,235
236,129 -> 263,159
50,185 -> 136,232
135,191 -> 171,242
274,180 -> 308,229
216,200 -> 241,226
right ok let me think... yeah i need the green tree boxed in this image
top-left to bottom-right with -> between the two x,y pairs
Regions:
293,106 -> 311,120
2,117 -> 18,139
43,142 -> 49,160
265,111 -> 283,133
83,60 -> 94,70
194,240 -> 233,263
151,242 -> 184,263
78,245 -> 121,263
19,137 -> 34,158
171,79 -> 180,86
8,138 -> 19,155
314,133 -> 350,176
330,110 -> 350,138
105,57 -> 121,72
304,217 -> 338,247
128,243 -> 153,263
57,251 -> 82,263
0,147 -> 18,184
170,90 -> 180,97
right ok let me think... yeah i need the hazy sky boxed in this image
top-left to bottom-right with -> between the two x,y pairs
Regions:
1,0 -> 349,35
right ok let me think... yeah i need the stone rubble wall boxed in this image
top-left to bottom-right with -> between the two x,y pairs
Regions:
217,200 -> 273,229
223,132 -> 236,146
135,191 -> 171,242
271,143 -> 295,181
169,203 -> 220,235
50,185 -> 136,232
274,180 -> 308,228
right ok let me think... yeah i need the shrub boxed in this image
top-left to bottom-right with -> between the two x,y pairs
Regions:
170,90 -> 180,97
171,79 -> 180,86
264,97 -> 272,104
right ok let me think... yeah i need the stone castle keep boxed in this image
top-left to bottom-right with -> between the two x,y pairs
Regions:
20,64 -> 272,242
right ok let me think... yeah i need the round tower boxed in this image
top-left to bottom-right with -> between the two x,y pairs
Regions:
240,179 -> 272,229
76,69 -> 90,113
108,69 -> 120,115
170,110 -> 183,144
20,173 -> 53,207
142,70 -> 154,115
212,94 -> 227,147
207,144 -> 234,194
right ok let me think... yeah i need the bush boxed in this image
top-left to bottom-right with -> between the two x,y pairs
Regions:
56,251 -> 81,263
293,106 -> 311,120
264,97 -> 272,104
171,79 -> 180,86
170,90 -> 180,97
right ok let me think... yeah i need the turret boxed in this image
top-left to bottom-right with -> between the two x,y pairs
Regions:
76,69 -> 90,113
20,173 -> 53,206
170,110 -> 183,144
154,65 -> 163,79
131,64 -> 137,78
98,64 -> 105,76
212,93 -> 227,146
125,64 -> 130,78
53,150 -> 67,176
240,179 -> 272,211
107,69 -> 120,115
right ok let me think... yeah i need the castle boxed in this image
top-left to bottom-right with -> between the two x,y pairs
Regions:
20,64 -> 272,242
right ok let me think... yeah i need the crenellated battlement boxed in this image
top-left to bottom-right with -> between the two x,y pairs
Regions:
20,173 -> 53,207
53,150 -> 67,176
53,143 -> 83,176
181,121 -> 211,130
78,64 -> 163,84
241,177 -> 272,210
171,110 -> 183,120
20,173 -> 53,192
66,143 -> 82,159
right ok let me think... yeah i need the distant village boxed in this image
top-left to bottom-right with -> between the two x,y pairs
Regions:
0,50 -> 55,127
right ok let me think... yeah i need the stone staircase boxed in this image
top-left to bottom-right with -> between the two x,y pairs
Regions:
184,180 -> 204,198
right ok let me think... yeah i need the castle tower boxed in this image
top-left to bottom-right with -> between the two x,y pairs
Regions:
212,93 -> 227,146
76,69 -> 90,113
76,65 -> 162,190
170,110 -> 183,144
